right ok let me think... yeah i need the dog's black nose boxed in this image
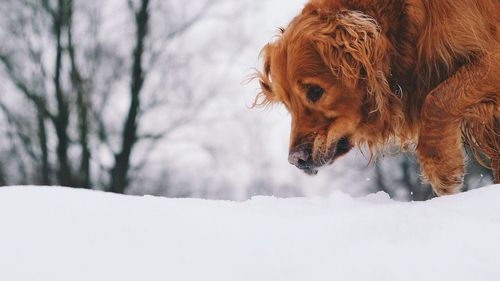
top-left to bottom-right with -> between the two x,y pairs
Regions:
288,146 -> 311,169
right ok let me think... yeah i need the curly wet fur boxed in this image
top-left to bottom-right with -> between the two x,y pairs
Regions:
255,0 -> 500,195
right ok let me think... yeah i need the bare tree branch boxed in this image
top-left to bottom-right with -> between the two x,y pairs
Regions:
0,103 -> 36,160
40,0 -> 55,17
0,55 -> 55,122
145,0 -> 216,71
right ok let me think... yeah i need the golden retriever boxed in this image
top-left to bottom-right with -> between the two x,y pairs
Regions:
255,0 -> 499,196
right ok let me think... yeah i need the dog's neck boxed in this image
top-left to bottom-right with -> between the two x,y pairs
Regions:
342,0 -> 422,135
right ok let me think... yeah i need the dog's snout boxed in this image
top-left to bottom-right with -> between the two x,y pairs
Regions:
288,146 -> 311,169
288,145 -> 319,175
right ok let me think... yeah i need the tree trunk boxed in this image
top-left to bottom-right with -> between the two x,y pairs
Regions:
109,0 -> 150,193
67,0 -> 91,188
53,0 -> 73,187
37,112 -> 51,185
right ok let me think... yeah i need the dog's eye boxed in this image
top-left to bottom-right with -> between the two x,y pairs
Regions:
306,85 -> 324,102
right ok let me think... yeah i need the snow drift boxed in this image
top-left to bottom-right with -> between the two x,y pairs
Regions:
0,185 -> 499,281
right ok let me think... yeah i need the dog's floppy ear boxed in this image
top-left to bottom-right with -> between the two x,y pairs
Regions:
309,9 -> 397,114
253,44 -> 277,107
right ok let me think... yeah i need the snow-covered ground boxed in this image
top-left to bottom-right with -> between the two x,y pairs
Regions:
1,186 -> 499,281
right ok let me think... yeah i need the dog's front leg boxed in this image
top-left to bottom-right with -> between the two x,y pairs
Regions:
417,53 -> 500,196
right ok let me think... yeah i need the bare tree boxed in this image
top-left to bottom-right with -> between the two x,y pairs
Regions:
67,0 -> 91,188
108,0 -> 223,193
0,0 -> 225,194
0,0 -> 99,188
109,0 -> 150,193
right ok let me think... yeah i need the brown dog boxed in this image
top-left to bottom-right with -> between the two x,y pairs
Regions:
255,0 -> 499,196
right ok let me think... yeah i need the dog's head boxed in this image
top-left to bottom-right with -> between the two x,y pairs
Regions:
255,7 -> 402,175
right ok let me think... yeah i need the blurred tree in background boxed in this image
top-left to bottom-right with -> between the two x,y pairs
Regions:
0,0 -> 223,193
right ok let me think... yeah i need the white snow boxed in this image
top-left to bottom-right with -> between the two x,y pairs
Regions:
1,185 -> 500,281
